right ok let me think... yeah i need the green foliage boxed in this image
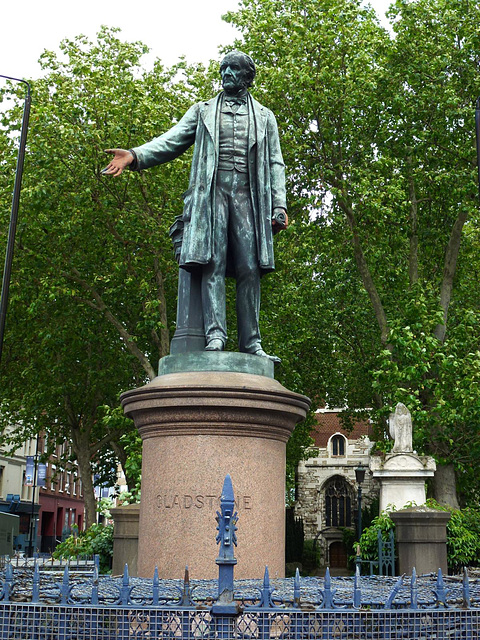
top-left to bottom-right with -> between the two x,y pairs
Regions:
360,501 -> 480,572
426,500 -> 480,572
53,524 -> 113,574
0,27 -> 210,525
226,0 -> 480,504
358,511 -> 396,562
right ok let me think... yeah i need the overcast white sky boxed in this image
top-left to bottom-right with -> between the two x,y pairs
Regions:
1,0 -> 392,82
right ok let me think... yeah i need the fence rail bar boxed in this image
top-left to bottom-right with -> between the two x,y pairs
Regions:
0,476 -> 479,639
0,603 -> 479,640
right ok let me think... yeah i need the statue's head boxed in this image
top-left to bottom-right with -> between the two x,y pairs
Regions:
220,51 -> 256,93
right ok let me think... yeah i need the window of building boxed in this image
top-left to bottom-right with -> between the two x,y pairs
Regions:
331,434 -> 346,457
59,472 -> 65,493
50,465 -> 56,491
324,476 -> 352,527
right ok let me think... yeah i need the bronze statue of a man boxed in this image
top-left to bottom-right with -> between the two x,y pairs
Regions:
104,51 -> 287,362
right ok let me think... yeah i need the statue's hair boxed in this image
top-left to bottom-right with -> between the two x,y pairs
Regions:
220,51 -> 256,88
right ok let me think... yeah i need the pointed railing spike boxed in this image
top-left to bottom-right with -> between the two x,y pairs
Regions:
410,568 -> 418,610
60,565 -> 70,604
435,568 -> 448,607
91,564 -> 99,606
323,567 -> 335,610
385,574 -> 404,608
263,566 -> 270,588
353,563 -> 362,608
463,567 -> 471,609
179,564 -> 194,606
119,564 -> 131,605
325,567 -> 331,588
258,566 -> 273,609
152,567 -> 159,606
32,560 -> 40,603
293,568 -> 301,608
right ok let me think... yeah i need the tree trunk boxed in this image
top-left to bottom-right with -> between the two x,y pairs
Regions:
75,445 -> 98,529
69,423 -> 98,529
434,209 -> 468,343
433,463 -> 460,509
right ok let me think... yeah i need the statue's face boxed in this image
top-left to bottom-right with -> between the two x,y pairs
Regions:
220,55 -> 249,94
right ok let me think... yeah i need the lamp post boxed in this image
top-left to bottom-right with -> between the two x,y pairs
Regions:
0,75 -> 31,366
355,465 -> 367,542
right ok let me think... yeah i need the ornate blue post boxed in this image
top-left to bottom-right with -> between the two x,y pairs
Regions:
212,474 -> 240,638
214,475 -> 238,605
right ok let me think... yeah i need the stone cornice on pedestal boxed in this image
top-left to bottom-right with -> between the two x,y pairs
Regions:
370,451 -> 436,512
121,370 -> 310,443
370,452 -> 436,476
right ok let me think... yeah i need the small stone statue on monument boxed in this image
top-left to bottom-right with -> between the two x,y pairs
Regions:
388,402 -> 413,453
102,51 -> 287,363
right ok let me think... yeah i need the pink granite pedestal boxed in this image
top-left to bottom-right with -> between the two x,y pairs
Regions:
121,353 -> 310,579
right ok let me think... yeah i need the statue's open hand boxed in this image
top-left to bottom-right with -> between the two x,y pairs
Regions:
101,149 -> 134,176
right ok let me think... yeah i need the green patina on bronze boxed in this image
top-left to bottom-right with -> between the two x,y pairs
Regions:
105,52 -> 287,365
158,351 -> 274,378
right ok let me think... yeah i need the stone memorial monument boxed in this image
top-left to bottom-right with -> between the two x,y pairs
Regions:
104,51 -> 310,578
370,403 -> 436,512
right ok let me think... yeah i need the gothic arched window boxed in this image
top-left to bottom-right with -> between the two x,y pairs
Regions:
324,476 -> 352,527
331,434 -> 346,457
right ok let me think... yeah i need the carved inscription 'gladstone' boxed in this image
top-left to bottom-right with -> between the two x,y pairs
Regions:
156,494 -> 252,510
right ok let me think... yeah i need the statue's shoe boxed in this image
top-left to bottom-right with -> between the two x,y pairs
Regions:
252,349 -> 281,364
205,339 -> 224,351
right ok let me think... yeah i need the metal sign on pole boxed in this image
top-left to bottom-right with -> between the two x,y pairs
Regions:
0,75 -> 31,366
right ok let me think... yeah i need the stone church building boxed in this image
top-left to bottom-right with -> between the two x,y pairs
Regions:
294,409 -> 379,571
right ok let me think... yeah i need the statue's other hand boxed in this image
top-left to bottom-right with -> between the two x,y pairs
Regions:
272,207 -> 288,232
101,149 -> 134,176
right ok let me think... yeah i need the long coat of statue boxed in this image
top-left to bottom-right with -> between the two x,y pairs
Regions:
132,93 -> 287,275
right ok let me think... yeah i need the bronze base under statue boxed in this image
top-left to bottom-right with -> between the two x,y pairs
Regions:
120,352 -> 310,579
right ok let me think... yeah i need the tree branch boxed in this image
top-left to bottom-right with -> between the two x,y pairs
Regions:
63,268 -> 156,380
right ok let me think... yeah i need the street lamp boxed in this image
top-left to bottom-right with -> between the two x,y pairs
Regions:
0,75 -> 31,366
355,465 -> 367,542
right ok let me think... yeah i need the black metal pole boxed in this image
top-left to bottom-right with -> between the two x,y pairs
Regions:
476,97 -> 480,204
0,75 -> 31,366
27,435 -> 39,558
357,485 -> 363,542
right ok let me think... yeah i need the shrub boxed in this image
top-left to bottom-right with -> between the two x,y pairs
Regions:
359,502 -> 480,573
53,524 -> 113,574
426,500 -> 480,572
358,511 -> 395,562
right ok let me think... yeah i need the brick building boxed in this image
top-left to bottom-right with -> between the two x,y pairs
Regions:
38,438 -> 85,553
294,409 -> 378,570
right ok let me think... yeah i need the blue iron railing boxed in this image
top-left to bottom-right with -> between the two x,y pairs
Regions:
0,474 -> 479,639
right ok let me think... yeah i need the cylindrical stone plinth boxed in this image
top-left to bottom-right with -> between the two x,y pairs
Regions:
390,507 -> 451,575
121,353 -> 310,580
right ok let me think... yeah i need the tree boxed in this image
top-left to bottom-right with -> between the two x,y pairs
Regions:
225,0 -> 480,505
0,28 -> 213,525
